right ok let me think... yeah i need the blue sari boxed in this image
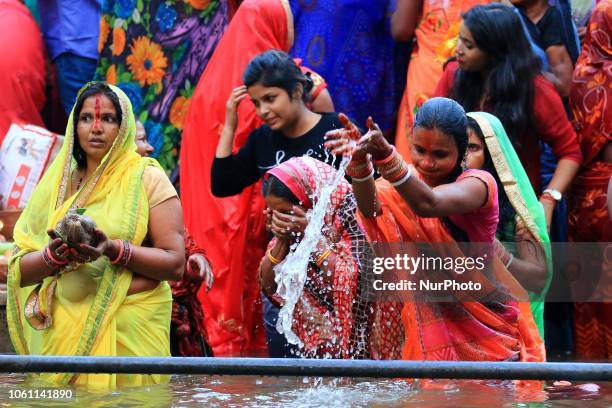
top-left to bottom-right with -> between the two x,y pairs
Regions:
289,0 -> 409,133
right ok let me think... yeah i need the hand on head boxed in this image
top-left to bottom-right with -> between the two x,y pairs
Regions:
225,85 -> 248,131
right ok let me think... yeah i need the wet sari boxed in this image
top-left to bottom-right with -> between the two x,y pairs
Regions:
360,173 -> 545,362
264,157 -> 372,358
568,0 -> 612,360
7,83 -> 171,387
179,0 -> 293,357
468,112 -> 553,337
95,0 -> 228,174
395,0 -> 490,159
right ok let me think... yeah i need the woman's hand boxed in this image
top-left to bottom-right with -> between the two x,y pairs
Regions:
71,228 -> 112,263
46,229 -> 71,263
187,253 -> 213,291
225,85 -> 247,132
270,206 -> 308,241
358,117 -> 394,161
324,113 -> 366,160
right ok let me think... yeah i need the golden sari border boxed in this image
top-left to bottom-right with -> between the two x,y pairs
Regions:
466,113 -> 542,247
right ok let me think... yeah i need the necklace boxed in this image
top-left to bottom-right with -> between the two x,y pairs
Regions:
72,169 -> 84,193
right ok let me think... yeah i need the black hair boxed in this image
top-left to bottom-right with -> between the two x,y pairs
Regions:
264,174 -> 301,205
467,117 -> 516,240
450,4 -> 541,150
243,50 -> 314,102
413,97 -> 469,242
72,82 -> 122,169
413,97 -> 468,182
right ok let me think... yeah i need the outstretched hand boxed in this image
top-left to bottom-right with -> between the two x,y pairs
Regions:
358,117 -> 394,161
324,113 -> 366,160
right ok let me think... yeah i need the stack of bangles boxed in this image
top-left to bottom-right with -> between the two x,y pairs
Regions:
346,157 -> 374,182
110,239 -> 133,267
373,146 -> 412,187
42,247 -> 68,271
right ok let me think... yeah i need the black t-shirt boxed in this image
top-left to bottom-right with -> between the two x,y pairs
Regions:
518,6 -> 565,51
211,112 -> 343,197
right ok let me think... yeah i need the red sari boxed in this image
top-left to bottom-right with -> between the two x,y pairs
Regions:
360,177 -> 545,362
179,0 -> 293,356
0,0 -> 45,143
568,0 -> 612,360
263,157 -> 373,358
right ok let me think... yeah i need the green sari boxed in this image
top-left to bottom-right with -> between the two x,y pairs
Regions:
467,112 -> 553,337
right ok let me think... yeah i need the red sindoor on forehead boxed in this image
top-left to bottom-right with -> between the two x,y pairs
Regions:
93,94 -> 102,129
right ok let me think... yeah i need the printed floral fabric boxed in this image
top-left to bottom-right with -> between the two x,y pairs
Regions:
96,0 -> 227,175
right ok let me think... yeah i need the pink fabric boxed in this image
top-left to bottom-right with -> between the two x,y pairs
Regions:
449,169 -> 499,243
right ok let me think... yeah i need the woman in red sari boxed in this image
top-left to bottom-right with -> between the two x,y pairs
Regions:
326,97 -> 545,362
258,157 -> 376,358
179,0 -> 331,356
568,0 -> 612,360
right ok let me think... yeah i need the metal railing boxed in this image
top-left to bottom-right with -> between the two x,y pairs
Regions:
0,356 -> 610,381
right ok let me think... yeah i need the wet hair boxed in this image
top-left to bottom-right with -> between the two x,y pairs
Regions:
413,97 -> 468,182
450,4 -> 541,149
72,82 -> 122,169
243,50 -> 314,102
467,117 -> 516,240
264,174 -> 301,205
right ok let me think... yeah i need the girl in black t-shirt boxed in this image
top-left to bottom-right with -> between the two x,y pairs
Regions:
212,50 -> 342,197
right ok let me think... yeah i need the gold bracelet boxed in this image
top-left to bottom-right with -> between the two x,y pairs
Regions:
315,249 -> 332,267
267,250 -> 281,265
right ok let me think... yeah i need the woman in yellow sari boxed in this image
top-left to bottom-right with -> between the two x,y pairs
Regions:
7,82 -> 185,388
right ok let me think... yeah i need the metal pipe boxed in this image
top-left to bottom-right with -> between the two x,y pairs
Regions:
0,356 -> 610,381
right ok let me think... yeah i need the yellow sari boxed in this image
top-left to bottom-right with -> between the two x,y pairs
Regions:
7,83 -> 171,388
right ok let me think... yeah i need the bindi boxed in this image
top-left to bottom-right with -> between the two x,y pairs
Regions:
93,95 -> 102,129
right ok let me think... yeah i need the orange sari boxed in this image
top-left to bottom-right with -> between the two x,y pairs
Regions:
360,178 -> 545,362
179,0 -> 293,356
395,0 -> 489,159
568,0 -> 612,360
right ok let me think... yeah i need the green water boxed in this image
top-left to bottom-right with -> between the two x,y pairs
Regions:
0,373 -> 610,407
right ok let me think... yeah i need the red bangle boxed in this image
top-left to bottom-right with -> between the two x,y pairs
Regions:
540,193 -> 556,203
373,146 -> 396,165
110,239 -> 124,264
45,247 -> 68,265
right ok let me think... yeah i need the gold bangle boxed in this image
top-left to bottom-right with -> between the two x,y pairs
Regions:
316,249 -> 332,267
267,250 -> 281,265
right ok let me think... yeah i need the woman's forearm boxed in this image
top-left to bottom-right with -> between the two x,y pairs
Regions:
104,241 -> 185,281
352,177 -> 380,217
215,124 -> 236,158
260,240 -> 290,294
18,251 -> 59,287
545,158 -> 580,194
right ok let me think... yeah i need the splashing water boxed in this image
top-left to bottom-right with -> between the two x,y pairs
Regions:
274,155 -> 351,347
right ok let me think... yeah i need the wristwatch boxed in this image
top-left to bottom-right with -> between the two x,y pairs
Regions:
542,188 -> 562,201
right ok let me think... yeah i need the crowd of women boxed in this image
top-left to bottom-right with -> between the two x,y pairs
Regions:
2,0 -> 610,388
